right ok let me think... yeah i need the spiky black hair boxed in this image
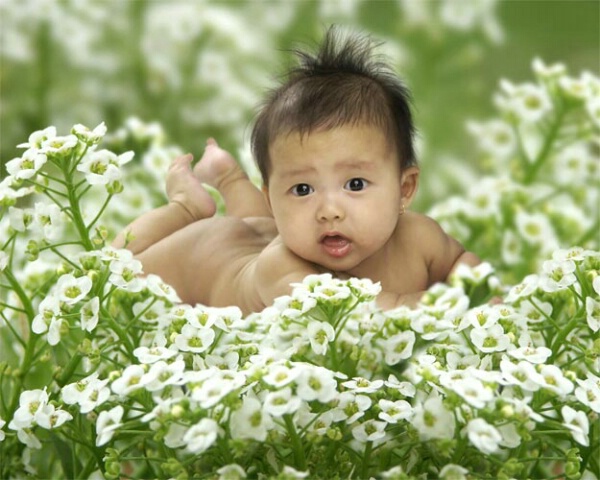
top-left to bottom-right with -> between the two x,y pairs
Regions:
251,26 -> 417,184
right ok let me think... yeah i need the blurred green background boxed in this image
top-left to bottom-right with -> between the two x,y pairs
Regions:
1,0 -> 598,208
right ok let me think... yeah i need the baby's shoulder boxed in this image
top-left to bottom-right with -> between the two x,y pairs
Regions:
398,211 -> 446,241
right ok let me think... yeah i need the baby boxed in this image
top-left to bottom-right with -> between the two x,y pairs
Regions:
113,27 -> 480,314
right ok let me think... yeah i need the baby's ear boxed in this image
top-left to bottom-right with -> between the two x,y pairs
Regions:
400,166 -> 420,207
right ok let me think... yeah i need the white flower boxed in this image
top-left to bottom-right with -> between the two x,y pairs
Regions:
0,417 -> 5,442
5,149 -> 47,179
467,119 -> 516,159
554,143 -> 595,186
35,404 -> 73,429
532,57 -> 566,79
16,429 -> 41,449
501,229 -> 522,265
77,149 -> 134,185
111,365 -> 147,396
330,392 -> 371,423
190,370 -> 246,409
306,320 -> 335,355
142,359 -> 185,392
17,126 -> 57,149
378,399 -> 413,423
229,396 -> 272,442
262,364 -> 301,388
496,80 -> 553,123
382,330 -> 416,365
500,358 -> 543,392
385,375 -> 416,397
108,257 -> 144,292
410,395 -> 455,440
342,377 -> 384,394
464,304 -> 501,329
505,274 -> 540,303
351,419 -> 387,443
411,314 -> 453,340
562,406 -> 590,446
80,297 -> 100,332
507,335 -> 552,364
470,324 -> 511,353
95,405 -> 124,446
174,324 -> 215,353
451,377 -> 495,409
145,274 -> 181,302
534,364 -> 574,396
539,258 -> 577,292
62,373 -> 111,414
439,464 -> 469,480
216,464 -> 247,480
585,296 -> 600,332
133,346 -> 178,364
183,418 -> 219,453
32,296 -> 61,335
41,134 -> 78,156
72,122 -> 107,145
31,202 -> 64,241
575,374 -> 600,413
466,418 -> 502,454
263,387 -> 302,417
515,211 -> 556,246
56,274 -> 93,305
295,365 -> 338,403
9,388 -> 49,430
518,299 -> 553,324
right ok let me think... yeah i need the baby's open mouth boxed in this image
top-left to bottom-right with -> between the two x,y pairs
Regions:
320,234 -> 352,258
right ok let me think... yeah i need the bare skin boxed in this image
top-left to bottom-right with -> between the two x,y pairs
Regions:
114,129 -> 480,315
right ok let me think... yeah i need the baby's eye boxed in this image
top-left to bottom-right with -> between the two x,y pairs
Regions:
345,178 -> 368,191
291,183 -> 313,196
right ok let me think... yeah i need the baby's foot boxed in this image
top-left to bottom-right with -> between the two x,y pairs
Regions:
193,138 -> 248,191
167,154 -> 217,220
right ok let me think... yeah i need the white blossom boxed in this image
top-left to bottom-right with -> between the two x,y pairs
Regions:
9,388 -> 49,430
35,404 -> 73,429
306,320 -> 335,355
382,330 -> 416,365
378,399 -> 413,423
470,324 -> 511,353
80,296 -> 100,332
295,365 -> 338,403
56,274 -> 93,305
585,296 -> 600,332
183,418 -> 219,453
351,419 -> 387,443
466,418 -> 502,454
5,149 -> 47,179
111,365 -> 147,396
410,395 -> 455,440
229,396 -> 272,442
95,406 -> 124,446
263,387 -> 302,417
562,406 -> 590,446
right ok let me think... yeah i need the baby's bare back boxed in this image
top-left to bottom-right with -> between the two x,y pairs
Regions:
138,216 -> 277,312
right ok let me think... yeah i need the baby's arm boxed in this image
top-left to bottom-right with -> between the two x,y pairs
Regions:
112,154 -> 216,254
421,216 -> 481,283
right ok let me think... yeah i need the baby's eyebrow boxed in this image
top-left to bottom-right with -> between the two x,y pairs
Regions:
335,159 -> 376,170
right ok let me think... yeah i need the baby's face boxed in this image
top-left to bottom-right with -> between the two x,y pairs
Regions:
264,124 -> 409,274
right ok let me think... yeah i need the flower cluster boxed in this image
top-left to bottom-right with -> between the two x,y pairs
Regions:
430,59 -> 599,284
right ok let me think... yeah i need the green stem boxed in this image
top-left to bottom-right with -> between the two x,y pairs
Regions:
523,105 -> 567,184
360,441 -> 373,479
3,267 -> 40,417
284,414 -> 307,471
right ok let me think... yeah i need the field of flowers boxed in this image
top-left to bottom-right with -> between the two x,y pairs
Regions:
1,1 -> 599,479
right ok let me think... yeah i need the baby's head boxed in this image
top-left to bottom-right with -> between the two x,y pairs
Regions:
251,26 -> 416,187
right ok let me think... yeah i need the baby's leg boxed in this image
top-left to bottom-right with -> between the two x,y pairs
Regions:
194,139 -> 271,218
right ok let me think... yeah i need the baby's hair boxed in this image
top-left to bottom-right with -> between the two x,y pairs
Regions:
251,25 -> 417,185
